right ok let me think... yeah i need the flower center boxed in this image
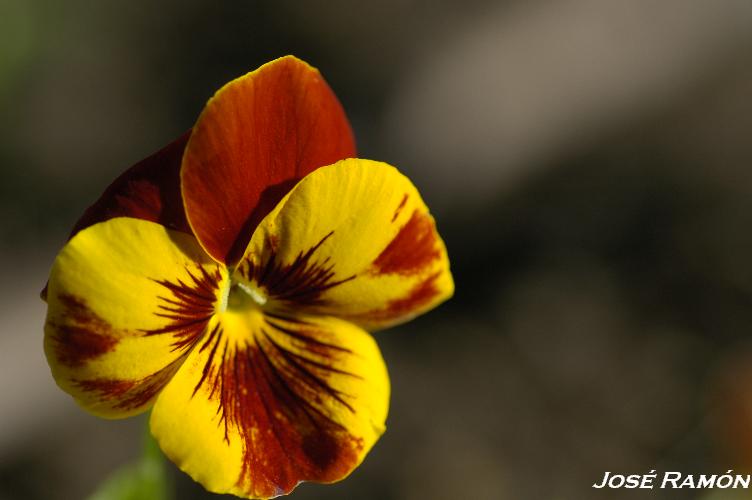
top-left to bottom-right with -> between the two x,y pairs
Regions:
219,280 -> 268,313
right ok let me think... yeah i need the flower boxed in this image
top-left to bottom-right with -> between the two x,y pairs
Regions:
43,56 -> 453,499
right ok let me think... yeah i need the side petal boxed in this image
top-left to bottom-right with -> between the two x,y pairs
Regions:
237,159 -> 454,331
150,311 -> 389,499
44,217 -> 228,418
181,55 -> 356,265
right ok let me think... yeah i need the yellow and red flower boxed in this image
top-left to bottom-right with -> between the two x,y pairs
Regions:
43,56 -> 453,499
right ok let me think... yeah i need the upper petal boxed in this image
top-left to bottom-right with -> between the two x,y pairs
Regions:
236,159 -> 454,331
181,56 -> 356,266
70,132 -> 191,238
150,311 -> 388,499
44,217 -> 227,418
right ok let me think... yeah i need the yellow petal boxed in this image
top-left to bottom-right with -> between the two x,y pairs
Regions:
236,159 -> 454,330
44,218 -> 227,418
150,310 -> 389,499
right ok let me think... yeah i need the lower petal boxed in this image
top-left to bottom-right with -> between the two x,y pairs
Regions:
150,312 -> 389,499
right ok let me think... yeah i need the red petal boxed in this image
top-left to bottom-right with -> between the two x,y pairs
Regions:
181,56 -> 356,265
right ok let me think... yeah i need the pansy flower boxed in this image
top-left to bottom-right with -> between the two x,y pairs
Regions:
43,56 -> 453,499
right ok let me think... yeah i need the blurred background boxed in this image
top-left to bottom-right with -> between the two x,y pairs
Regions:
3,0 -> 752,499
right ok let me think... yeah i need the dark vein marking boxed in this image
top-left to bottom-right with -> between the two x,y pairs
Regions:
391,193 -> 409,223
192,324 -> 222,398
145,265 -> 222,351
68,266 -> 223,412
73,356 -> 185,411
189,312 -> 364,497
239,231 -> 355,307
264,315 -> 352,354
261,329 -> 357,411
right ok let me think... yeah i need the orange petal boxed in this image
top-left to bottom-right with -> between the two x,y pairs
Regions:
181,56 -> 356,265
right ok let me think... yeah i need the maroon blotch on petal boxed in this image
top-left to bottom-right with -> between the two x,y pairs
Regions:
48,294 -> 120,367
372,210 -> 441,276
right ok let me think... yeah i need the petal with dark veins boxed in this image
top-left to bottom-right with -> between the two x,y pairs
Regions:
150,311 -> 388,499
44,217 -> 226,417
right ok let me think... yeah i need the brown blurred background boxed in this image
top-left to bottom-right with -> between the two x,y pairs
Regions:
3,0 -> 752,499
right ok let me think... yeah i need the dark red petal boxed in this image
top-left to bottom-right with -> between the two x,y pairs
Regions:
70,131 -> 191,239
181,56 -> 356,265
